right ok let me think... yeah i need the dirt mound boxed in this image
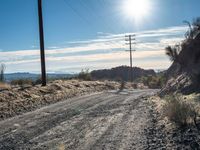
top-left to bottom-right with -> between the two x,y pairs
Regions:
0,80 -> 147,121
0,80 -> 123,121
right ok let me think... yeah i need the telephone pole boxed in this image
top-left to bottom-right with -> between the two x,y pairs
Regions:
38,0 -> 47,86
125,34 -> 136,82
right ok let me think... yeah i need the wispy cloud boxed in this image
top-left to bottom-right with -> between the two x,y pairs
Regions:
0,25 -> 187,73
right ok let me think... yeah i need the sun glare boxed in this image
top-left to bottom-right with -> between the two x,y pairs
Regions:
123,0 -> 151,21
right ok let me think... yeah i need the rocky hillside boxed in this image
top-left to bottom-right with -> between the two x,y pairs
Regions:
160,32 -> 200,95
91,66 -> 156,81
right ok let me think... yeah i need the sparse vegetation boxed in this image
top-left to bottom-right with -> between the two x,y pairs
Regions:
163,95 -> 198,126
34,77 -> 43,85
165,45 -> 181,63
119,79 -> 125,91
138,74 -> 167,89
11,78 -> 34,86
77,69 -> 92,81
10,75 -> 66,86
183,17 -> 200,40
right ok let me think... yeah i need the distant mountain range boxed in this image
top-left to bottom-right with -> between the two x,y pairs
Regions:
4,66 -> 157,82
91,66 -> 156,81
5,73 -> 74,82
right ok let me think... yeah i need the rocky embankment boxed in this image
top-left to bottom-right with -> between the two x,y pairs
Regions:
160,33 -> 200,95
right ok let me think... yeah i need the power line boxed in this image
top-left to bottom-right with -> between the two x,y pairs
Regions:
77,0 -> 124,49
62,0 -> 124,52
79,0 -> 116,33
62,0 -> 94,29
62,0 -> 130,71
62,0 -> 116,48
125,34 -> 136,82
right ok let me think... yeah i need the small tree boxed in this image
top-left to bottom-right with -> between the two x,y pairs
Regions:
78,69 -> 92,81
0,64 -> 6,82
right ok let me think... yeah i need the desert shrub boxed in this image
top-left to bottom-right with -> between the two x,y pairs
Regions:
115,76 -> 123,82
165,45 -> 181,63
34,78 -> 43,85
163,95 -> 197,126
138,75 -> 166,89
119,80 -> 125,90
11,79 -> 34,86
32,75 -> 63,85
78,69 -> 92,81
132,83 -> 137,89
184,17 -> 200,40
33,75 -> 50,85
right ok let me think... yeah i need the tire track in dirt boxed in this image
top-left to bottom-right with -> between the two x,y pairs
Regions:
0,89 -> 158,150
90,97 -> 141,149
0,93 -> 116,149
81,90 -> 158,150
75,92 -> 151,150
30,94 -> 124,149
30,92 -> 135,149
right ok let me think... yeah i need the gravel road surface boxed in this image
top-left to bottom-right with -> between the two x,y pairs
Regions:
0,89 -> 164,150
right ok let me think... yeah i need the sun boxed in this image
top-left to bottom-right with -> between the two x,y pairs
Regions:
123,0 -> 151,21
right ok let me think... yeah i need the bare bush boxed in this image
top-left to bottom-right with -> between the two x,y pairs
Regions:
163,95 -> 197,126
119,80 -> 125,91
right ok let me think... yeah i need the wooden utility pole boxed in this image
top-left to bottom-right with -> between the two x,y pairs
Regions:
38,0 -> 47,86
125,35 -> 136,82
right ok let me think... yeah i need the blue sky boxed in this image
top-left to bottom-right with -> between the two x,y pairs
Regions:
0,0 -> 200,73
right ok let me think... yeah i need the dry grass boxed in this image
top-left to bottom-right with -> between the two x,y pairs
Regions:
163,95 -> 197,126
58,143 -> 65,150
0,82 -> 10,90
150,94 -> 200,127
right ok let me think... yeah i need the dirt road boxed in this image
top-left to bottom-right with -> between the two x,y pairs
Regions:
0,89 -> 165,150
